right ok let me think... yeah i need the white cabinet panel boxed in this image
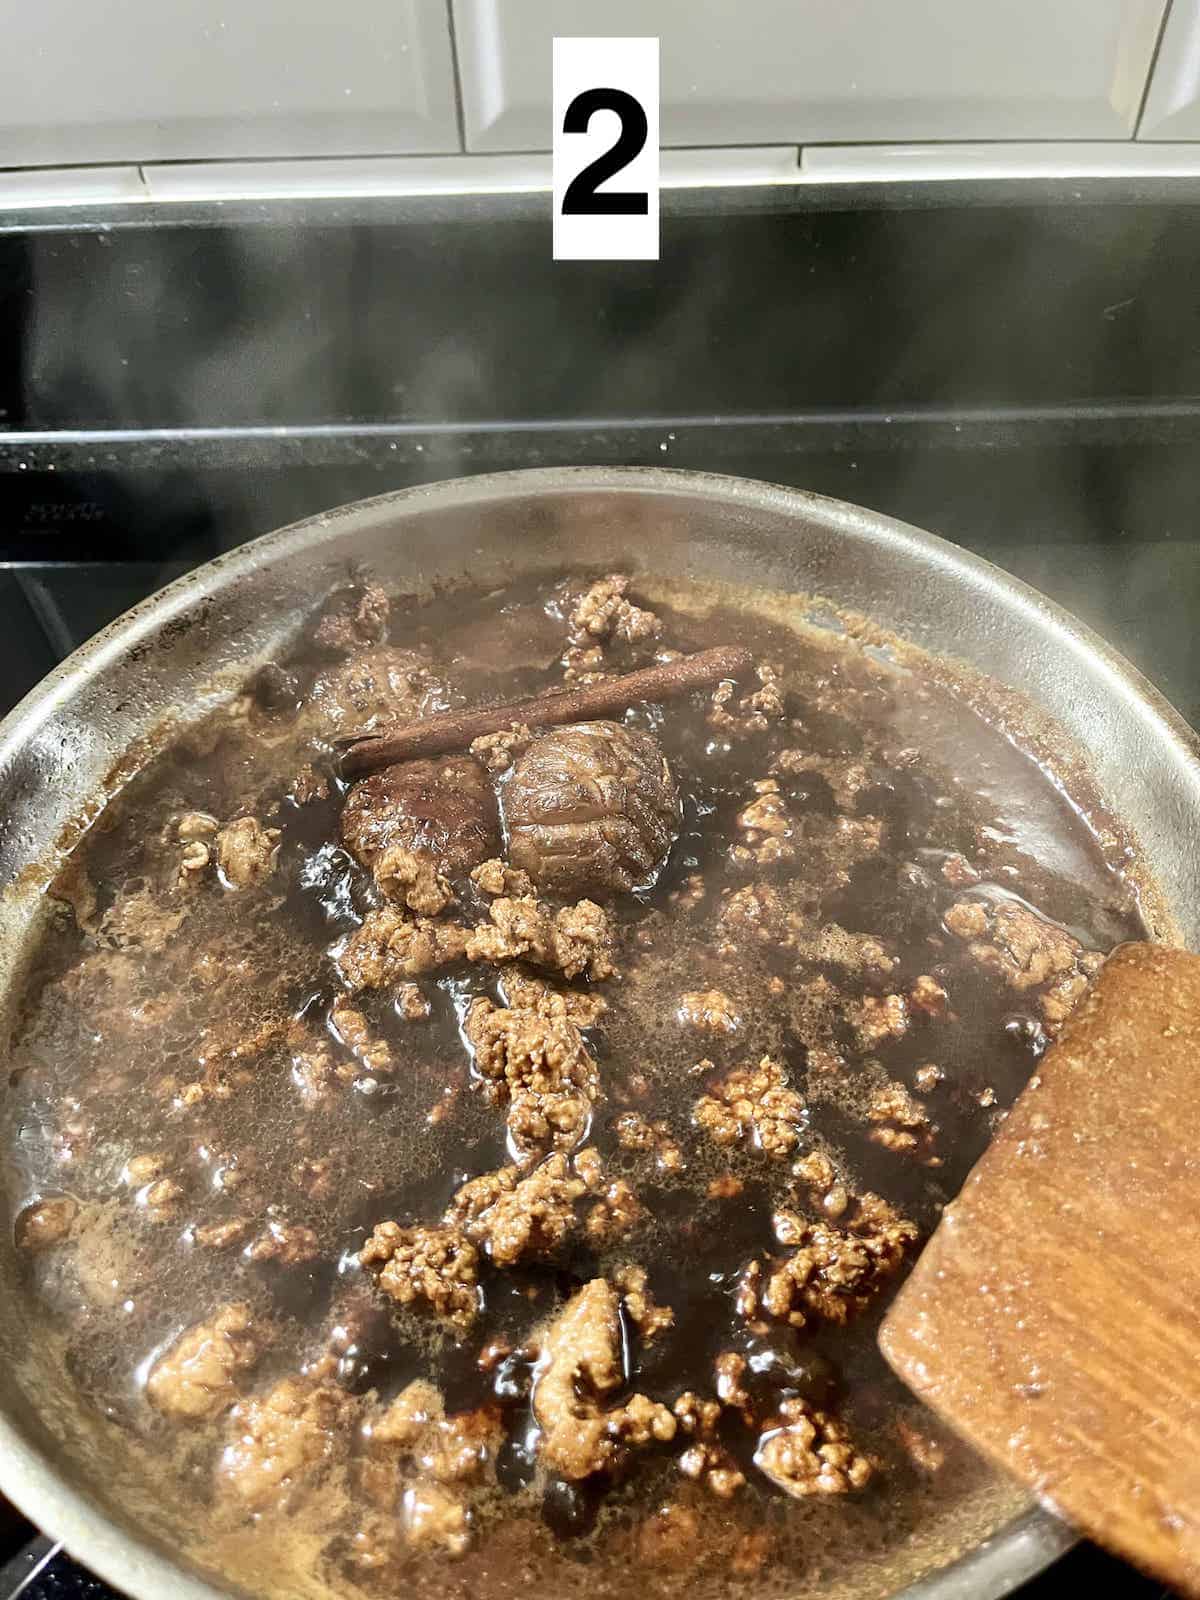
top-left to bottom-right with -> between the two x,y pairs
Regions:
1140,2 -> 1200,137
0,0 -> 459,166
453,0 -> 1167,152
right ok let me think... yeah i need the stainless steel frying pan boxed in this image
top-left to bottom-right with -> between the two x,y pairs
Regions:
3,467 -> 1198,1600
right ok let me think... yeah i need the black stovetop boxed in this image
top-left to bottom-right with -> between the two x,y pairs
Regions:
2,181 -> 1196,1599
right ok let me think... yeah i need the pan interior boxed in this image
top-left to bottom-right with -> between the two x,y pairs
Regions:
0,468 -> 1194,1600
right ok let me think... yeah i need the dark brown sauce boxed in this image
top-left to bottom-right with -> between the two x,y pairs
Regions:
2,571 -> 1145,1599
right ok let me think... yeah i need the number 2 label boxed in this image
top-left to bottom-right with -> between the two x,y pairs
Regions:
553,38 -> 659,261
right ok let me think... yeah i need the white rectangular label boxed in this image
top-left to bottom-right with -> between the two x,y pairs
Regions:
553,37 -> 659,261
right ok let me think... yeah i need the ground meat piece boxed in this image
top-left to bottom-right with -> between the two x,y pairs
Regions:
502,722 -> 680,898
96,885 -> 187,954
944,896 -> 1101,1030
718,882 -> 798,948
308,645 -> 444,734
946,897 -> 1075,987
373,846 -> 453,915
735,779 -> 796,865
178,838 -> 211,889
677,989 -> 741,1035
941,852 -> 980,887
713,1350 -> 754,1416
1040,968 -> 1095,1029
219,1375 -> 353,1513
800,814 -> 885,887
561,642 -> 609,683
364,1380 -> 501,1496
943,900 -> 989,940
772,750 -> 872,811
247,1217 -> 320,1265
914,1063 -> 944,1093
672,1390 -> 746,1498
394,982 -> 432,1021
177,811 -> 218,884
612,1111 -> 684,1174
466,894 -> 617,982
573,1146 -> 605,1191
329,999 -> 394,1073
123,1152 -> 167,1186
731,1531 -> 774,1576
463,997 -> 599,1160
673,1391 -> 722,1436
470,858 -> 535,897
866,1080 -> 939,1162
146,1302 -> 262,1421
717,886 -> 895,981
553,899 -> 620,979
738,1197 -> 917,1329
341,756 -> 498,884
569,575 -> 661,645
336,908 -> 469,991
192,1216 -> 254,1251
497,966 -> 608,1027
15,1195 -> 77,1250
507,1086 -> 593,1161
410,1407 -> 499,1487
708,663 -> 786,736
444,1154 -> 588,1266
403,1482 -> 470,1554
693,1057 -> 806,1158
792,1151 -> 851,1219
708,1173 -> 743,1199
613,1264 -> 674,1343
586,1178 -> 644,1245
213,817 -> 280,890
532,1279 -> 676,1479
850,993 -> 910,1049
909,974 -> 949,1018
365,1378 -> 443,1455
291,1156 -> 333,1200
312,581 -> 391,654
754,1399 -> 872,1497
288,1032 -> 344,1104
469,726 -> 533,773
360,1223 -> 480,1331
793,1150 -> 837,1192
139,1177 -> 184,1214
288,764 -> 329,806
178,811 -> 219,842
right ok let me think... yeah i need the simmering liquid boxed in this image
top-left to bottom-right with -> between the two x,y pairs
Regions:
2,571 -> 1145,1599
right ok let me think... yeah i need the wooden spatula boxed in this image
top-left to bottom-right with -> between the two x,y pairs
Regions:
880,941 -> 1200,1595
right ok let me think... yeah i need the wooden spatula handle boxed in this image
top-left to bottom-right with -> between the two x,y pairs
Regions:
881,942 -> 1200,1596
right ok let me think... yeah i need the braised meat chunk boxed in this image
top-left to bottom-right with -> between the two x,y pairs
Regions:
341,756 -> 498,881
502,721 -> 681,896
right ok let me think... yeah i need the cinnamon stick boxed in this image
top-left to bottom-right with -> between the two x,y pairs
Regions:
335,644 -> 755,779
